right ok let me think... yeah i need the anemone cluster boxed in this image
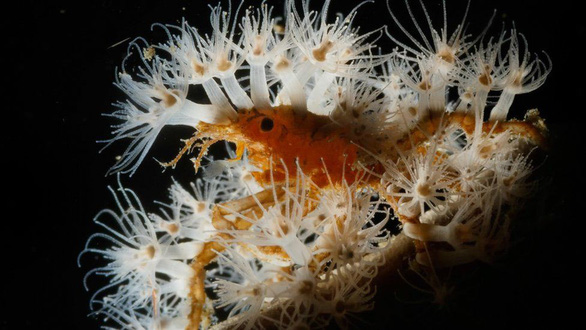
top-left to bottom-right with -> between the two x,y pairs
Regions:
79,0 -> 550,329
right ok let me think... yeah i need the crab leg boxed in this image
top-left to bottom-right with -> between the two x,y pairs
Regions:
186,185 -> 285,329
395,111 -> 548,154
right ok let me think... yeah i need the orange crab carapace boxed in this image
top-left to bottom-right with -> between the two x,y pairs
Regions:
193,105 -> 374,187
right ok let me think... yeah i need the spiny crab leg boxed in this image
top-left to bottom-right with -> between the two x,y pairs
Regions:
384,110 -> 548,273
187,185 -> 285,329
376,110 -> 547,223
191,139 -> 220,173
395,110 -> 548,154
158,134 -> 200,169
389,110 -> 548,219
158,132 -> 223,174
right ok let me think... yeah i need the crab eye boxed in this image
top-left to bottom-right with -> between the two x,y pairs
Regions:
260,117 -> 274,132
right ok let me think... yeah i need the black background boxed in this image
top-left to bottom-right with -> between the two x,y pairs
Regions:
4,0 -> 583,328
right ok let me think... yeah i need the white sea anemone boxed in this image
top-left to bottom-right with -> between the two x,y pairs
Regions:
82,0 -> 550,328
79,177 -> 198,326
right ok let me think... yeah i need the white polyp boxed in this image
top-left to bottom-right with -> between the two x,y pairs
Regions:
403,222 -> 450,243
377,74 -> 403,99
416,90 -> 431,114
398,201 -> 419,218
281,236 -> 312,266
250,63 -> 272,108
307,72 -> 335,115
274,60 -> 307,113
202,79 -> 238,122
168,100 -> 228,126
429,76 -> 447,111
168,318 -> 190,330
294,61 -> 319,87
264,281 -> 293,299
179,227 -> 209,241
473,89 -> 489,113
221,74 -> 254,110
108,126 -> 161,176
418,203 -> 451,224
161,278 -> 191,298
163,242 -> 204,259
489,89 -> 516,121
156,258 -> 195,279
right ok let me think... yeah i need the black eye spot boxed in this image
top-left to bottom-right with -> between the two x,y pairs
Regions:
260,117 -> 274,132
